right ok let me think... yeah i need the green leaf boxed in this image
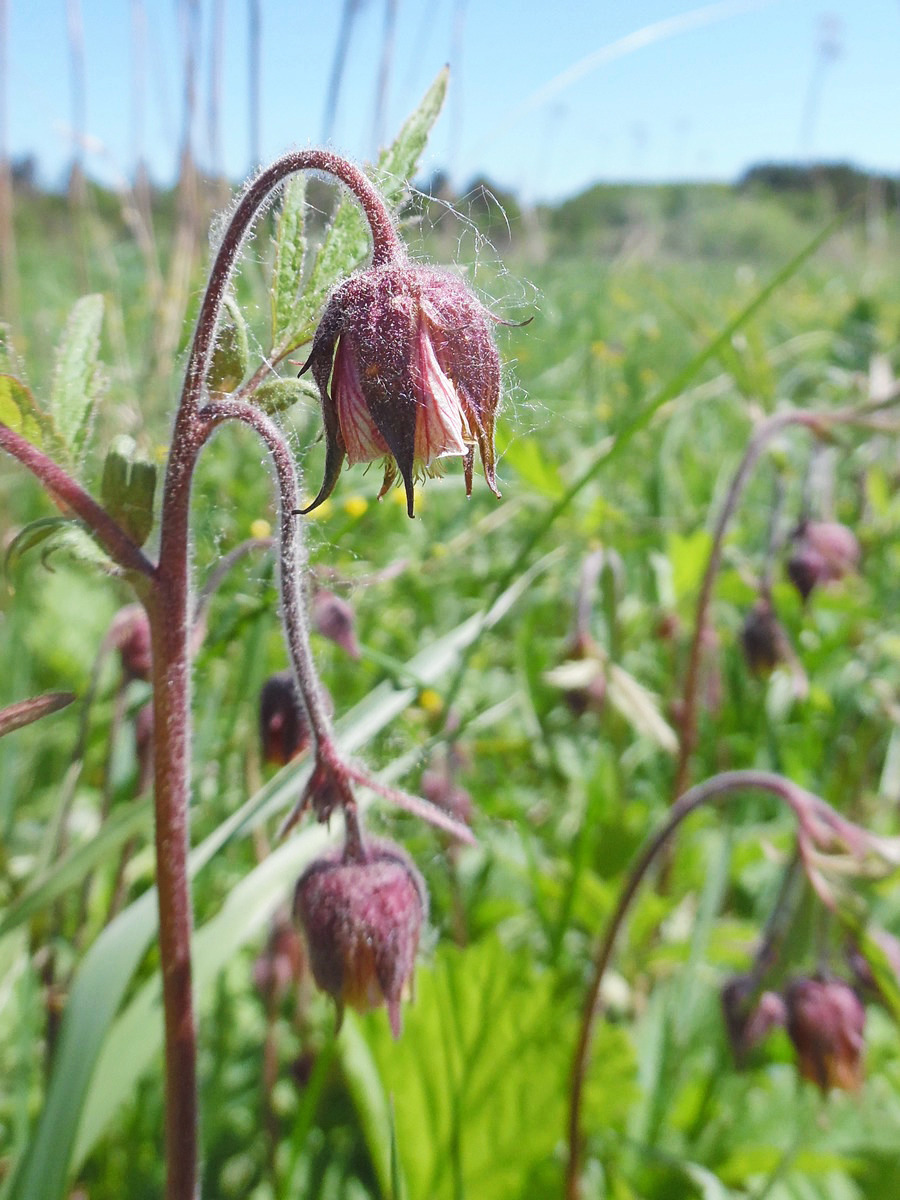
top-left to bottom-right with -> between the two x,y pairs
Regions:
100,435 -> 157,546
49,294 -> 105,464
271,173 -> 308,344
361,937 -> 569,1200
0,799 -> 151,936
374,65 -> 448,209
280,68 -> 448,355
73,822 -> 333,1166
4,517 -> 73,574
0,374 -> 45,448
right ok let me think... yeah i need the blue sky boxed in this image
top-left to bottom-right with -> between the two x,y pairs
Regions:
4,0 -> 899,202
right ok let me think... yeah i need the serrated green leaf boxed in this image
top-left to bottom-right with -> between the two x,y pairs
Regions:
362,937 -> 568,1200
374,65 -> 448,208
271,174 -> 308,343
100,435 -> 157,546
0,374 -> 44,448
49,294 -> 105,464
279,68 -> 448,356
42,524 -> 119,575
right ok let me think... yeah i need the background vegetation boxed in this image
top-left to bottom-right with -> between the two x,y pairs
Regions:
2,120 -> 900,1200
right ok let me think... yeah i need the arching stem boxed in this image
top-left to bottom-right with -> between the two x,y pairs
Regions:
566,769 -> 831,1200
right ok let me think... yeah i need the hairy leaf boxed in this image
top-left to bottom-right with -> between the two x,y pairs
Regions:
49,294 -> 105,465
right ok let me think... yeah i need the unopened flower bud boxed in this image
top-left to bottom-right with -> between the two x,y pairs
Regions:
293,838 -> 426,1037
786,520 -> 860,601
740,597 -> 788,677
721,975 -> 786,1066
259,671 -> 333,765
312,588 -> 361,659
253,912 -> 305,1007
785,976 -> 865,1093
300,263 -> 502,517
111,605 -> 152,681
420,744 -> 473,828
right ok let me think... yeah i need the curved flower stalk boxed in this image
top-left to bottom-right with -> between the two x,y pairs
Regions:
565,769 -> 900,1200
1,145 -> 498,1200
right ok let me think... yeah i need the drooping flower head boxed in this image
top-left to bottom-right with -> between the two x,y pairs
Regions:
785,976 -> 865,1092
300,262 -> 502,517
293,837 -> 427,1037
786,519 -> 860,601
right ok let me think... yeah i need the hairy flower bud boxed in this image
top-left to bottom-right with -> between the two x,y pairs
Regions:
784,977 -> 865,1093
293,838 -> 426,1037
111,604 -> 152,682
300,263 -> 502,517
740,597 -> 788,676
721,975 -> 786,1067
786,520 -> 860,601
312,588 -> 361,659
259,670 -> 333,765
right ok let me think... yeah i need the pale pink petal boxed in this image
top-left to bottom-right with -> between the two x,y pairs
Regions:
412,321 -> 468,467
333,336 -> 389,464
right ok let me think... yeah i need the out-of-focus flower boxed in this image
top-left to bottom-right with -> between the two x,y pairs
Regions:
312,588 -> 361,659
259,670 -> 333,765
300,263 -> 502,517
786,520 -> 860,601
740,596 -> 789,677
111,605 -> 153,681
721,974 -> 787,1067
784,976 -> 865,1093
421,742 -> 474,829
293,838 -> 426,1037
253,912 -> 305,1007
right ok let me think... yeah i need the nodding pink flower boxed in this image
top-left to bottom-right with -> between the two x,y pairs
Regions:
293,838 -> 427,1037
721,975 -> 786,1067
300,263 -> 502,517
785,976 -> 865,1093
110,605 -> 153,682
259,671 -> 333,765
786,520 -> 860,601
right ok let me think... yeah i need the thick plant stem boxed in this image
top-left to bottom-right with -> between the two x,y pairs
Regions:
565,770 -> 822,1200
146,577 -> 198,1200
147,150 -> 399,1200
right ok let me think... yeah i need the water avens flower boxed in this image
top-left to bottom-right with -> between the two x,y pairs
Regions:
300,263 -> 502,517
293,837 -> 427,1037
785,976 -> 865,1092
786,519 -> 860,601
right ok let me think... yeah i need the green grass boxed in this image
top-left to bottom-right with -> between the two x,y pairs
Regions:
2,156 -> 900,1200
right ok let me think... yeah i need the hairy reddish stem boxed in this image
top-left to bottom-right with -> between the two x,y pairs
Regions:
145,150 -> 400,1200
